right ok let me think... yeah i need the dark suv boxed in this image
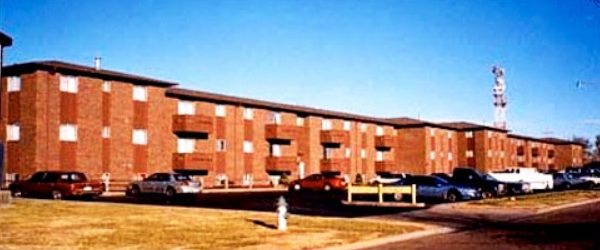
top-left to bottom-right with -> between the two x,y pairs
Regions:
9,171 -> 104,200
451,167 -> 529,198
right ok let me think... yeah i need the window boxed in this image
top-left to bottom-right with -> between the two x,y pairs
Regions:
178,101 -> 195,115
133,85 -> 147,101
243,108 -> 253,120
243,141 -> 253,153
376,151 -> 384,161
500,151 -> 505,158
102,81 -> 111,92
466,150 -> 474,158
270,144 -> 281,156
59,124 -> 78,141
215,105 -> 226,117
7,77 -> 21,92
360,124 -> 367,132
361,149 -> 366,159
177,139 -> 195,153
269,112 -> 281,124
429,128 -> 436,136
323,147 -> 333,159
322,119 -> 332,130
216,139 -> 226,151
296,117 -> 304,126
102,126 -> 110,138
376,126 -> 384,136
487,131 -> 492,138
343,121 -> 351,131
487,150 -> 492,157
447,132 -> 452,138
6,124 -> 20,141
345,148 -> 351,158
132,129 -> 147,145
465,131 -> 473,138
430,151 -> 436,160
448,153 -> 453,161
59,76 -> 78,93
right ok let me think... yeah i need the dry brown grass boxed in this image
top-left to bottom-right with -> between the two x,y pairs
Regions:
0,199 -> 422,250
464,189 -> 600,209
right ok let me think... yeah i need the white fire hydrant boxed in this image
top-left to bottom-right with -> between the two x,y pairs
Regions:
277,196 -> 288,231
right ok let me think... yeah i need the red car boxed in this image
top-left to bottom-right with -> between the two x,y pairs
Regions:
288,174 -> 347,192
9,171 -> 104,200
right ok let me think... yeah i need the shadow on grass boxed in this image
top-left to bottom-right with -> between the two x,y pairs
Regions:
246,218 -> 277,229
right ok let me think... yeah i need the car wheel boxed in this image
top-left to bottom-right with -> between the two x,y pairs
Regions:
446,190 -> 461,202
130,186 -> 141,196
586,182 -> 595,190
10,188 -> 22,198
292,183 -> 301,192
323,184 -> 332,191
165,187 -> 176,198
563,183 -> 572,190
51,190 -> 62,200
393,193 -> 404,201
481,190 -> 493,199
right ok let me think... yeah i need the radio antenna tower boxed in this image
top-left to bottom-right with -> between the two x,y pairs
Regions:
492,66 -> 507,129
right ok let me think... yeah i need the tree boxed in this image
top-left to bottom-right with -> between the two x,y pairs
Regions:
594,135 -> 600,161
573,136 -> 592,162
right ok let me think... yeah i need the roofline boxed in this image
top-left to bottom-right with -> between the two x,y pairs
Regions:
2,60 -> 178,87
0,31 -> 12,47
439,122 -> 509,132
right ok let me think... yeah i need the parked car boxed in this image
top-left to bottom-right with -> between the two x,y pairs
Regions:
451,167 -> 531,198
393,175 -> 481,202
288,173 -> 347,192
126,172 -> 202,198
489,167 -> 554,191
8,171 -> 103,200
552,172 -> 594,190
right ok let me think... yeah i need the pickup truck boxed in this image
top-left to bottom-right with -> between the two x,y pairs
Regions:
488,167 -> 554,191
9,171 -> 104,200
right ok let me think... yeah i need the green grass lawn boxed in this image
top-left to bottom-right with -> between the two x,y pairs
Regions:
0,199 -> 422,250
464,189 -> 600,209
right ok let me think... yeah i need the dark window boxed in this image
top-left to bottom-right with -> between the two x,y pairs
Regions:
174,174 -> 192,181
42,173 -> 60,183
145,174 -> 160,181
29,172 -> 46,182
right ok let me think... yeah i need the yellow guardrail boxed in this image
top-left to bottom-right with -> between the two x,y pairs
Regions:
347,182 -> 418,205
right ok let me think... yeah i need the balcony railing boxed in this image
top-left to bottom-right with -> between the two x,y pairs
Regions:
374,160 -> 396,173
172,115 -> 213,135
320,158 -> 349,172
320,130 -> 350,146
265,156 -> 297,172
172,153 -> 214,171
374,135 -> 395,150
517,146 -> 524,155
265,124 -> 297,141
532,148 -> 539,157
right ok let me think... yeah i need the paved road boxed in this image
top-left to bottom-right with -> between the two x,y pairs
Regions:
365,201 -> 600,250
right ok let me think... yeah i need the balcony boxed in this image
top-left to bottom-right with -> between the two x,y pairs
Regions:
374,160 -> 397,173
265,156 -> 297,172
532,148 -> 540,157
265,124 -> 297,142
172,115 -> 213,136
172,153 -> 214,171
320,158 -> 349,172
548,150 -> 555,158
517,146 -> 524,155
320,130 -> 350,146
374,135 -> 395,150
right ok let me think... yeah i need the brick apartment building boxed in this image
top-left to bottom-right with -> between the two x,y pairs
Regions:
0,60 -> 585,187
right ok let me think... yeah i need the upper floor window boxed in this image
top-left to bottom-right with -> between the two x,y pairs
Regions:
178,101 -> 195,115
133,85 -> 147,101
243,108 -> 253,120
322,119 -> 332,130
6,124 -> 20,141
270,144 -> 281,156
376,151 -> 384,161
343,121 -> 351,131
177,138 -> 195,153
215,139 -> 226,151
429,128 -> 436,136
361,149 -> 366,159
376,126 -> 384,136
7,77 -> 21,92
360,123 -> 367,132
487,131 -> 493,138
466,150 -> 474,158
243,141 -> 253,153
296,117 -> 305,126
465,131 -> 473,138
215,105 -> 226,117
269,112 -> 281,124
447,132 -> 452,138
59,124 -> 78,142
102,81 -> 111,92
132,129 -> 147,145
345,148 -> 351,158
102,126 -> 110,139
60,76 -> 78,93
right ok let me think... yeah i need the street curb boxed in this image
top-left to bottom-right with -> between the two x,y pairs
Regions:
534,197 -> 600,215
317,226 -> 456,250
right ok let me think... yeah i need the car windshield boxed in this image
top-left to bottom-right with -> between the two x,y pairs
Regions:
174,174 -> 192,181
483,174 -> 498,181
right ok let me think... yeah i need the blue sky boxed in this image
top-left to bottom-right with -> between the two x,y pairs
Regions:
2,0 -> 599,143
